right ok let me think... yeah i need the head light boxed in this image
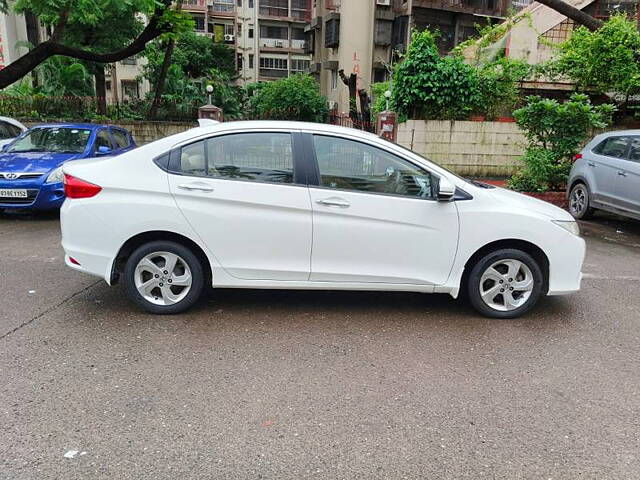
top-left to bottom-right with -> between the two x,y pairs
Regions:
46,166 -> 64,184
552,220 -> 580,236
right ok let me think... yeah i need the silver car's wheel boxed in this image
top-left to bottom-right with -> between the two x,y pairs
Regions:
569,183 -> 594,219
479,259 -> 534,312
134,251 -> 193,306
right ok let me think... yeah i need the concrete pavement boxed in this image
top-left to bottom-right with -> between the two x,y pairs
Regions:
1,210 -> 639,479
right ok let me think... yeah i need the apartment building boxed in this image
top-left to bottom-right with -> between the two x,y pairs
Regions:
183,0 -> 313,83
307,0 -> 532,112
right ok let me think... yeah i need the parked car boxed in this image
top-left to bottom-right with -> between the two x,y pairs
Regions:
60,121 -> 585,318
568,130 -> 640,221
0,116 -> 27,149
0,123 -> 136,211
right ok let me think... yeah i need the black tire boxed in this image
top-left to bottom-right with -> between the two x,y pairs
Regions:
467,248 -> 545,319
124,240 -> 205,314
569,182 -> 594,220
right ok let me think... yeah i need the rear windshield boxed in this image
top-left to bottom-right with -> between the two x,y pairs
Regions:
7,127 -> 92,154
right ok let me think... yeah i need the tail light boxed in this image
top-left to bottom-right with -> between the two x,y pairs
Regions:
573,153 -> 583,162
64,174 -> 102,199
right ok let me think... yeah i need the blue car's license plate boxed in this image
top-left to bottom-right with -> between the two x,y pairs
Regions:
0,189 -> 28,198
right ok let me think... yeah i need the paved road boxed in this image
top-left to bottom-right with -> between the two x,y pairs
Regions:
1,210 -> 639,479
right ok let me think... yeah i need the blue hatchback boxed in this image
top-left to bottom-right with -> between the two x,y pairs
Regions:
0,123 -> 136,210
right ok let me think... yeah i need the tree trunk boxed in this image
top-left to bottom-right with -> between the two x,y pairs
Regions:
534,0 -> 603,31
358,88 -> 371,131
95,66 -> 107,116
148,39 -> 176,119
339,69 -> 359,128
148,0 -> 181,120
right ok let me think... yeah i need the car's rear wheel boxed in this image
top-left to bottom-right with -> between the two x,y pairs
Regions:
467,249 -> 544,319
569,182 -> 594,219
124,241 -> 204,314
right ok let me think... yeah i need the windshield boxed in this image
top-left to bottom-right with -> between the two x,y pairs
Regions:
7,127 -> 92,154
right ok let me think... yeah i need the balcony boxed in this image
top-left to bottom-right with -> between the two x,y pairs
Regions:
182,0 -> 207,12
209,0 -> 236,17
259,38 -> 306,52
411,0 -> 507,17
259,68 -> 289,79
259,0 -> 311,22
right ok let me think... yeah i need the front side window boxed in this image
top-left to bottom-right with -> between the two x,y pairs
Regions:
594,136 -> 630,158
111,129 -> 130,149
180,133 -> 294,184
0,121 -> 21,139
6,127 -> 92,154
94,130 -> 114,152
313,135 -> 435,199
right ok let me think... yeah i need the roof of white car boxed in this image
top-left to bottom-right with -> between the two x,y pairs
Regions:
0,116 -> 27,131
144,120 -> 382,154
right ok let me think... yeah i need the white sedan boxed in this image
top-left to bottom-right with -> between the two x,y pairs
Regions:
60,121 -> 585,318
0,116 -> 27,149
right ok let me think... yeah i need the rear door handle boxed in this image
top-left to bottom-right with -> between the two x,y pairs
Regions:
178,183 -> 214,193
587,162 -> 596,167
618,171 -> 628,177
316,198 -> 350,208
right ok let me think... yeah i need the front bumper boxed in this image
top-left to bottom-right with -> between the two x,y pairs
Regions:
0,180 -> 65,210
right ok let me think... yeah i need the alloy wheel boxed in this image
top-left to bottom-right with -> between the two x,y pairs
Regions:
479,259 -> 534,312
134,251 -> 192,306
570,186 -> 587,216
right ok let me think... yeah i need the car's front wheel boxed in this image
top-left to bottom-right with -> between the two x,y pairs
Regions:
467,249 -> 545,319
569,182 -> 594,219
124,241 -> 205,314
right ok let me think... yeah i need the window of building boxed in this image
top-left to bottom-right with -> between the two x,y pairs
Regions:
330,69 -> 338,90
260,25 -> 288,39
237,23 -> 242,36
259,57 -> 288,70
248,0 -> 253,7
291,59 -> 310,73
121,56 -> 137,65
373,69 -> 386,83
237,0 -> 242,6
192,14 -> 205,31
291,27 -> 306,40
121,80 -> 140,99
325,17 -> 340,48
249,28 -> 254,38
237,53 -> 244,71
249,54 -> 254,69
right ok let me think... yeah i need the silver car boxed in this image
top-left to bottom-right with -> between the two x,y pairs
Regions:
568,130 -> 640,220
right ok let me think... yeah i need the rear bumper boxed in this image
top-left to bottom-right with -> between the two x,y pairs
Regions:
0,181 -> 65,210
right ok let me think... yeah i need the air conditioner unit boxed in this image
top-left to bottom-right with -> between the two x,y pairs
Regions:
275,41 -> 284,48
224,34 -> 235,42
376,0 -> 391,5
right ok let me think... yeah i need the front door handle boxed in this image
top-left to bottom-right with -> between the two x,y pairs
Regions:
178,183 -> 214,193
587,162 -> 596,167
316,198 -> 350,208
618,171 -> 628,177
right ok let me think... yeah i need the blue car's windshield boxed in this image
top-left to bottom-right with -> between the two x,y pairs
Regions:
7,127 -> 92,154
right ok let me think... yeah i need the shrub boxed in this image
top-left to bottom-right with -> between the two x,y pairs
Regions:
392,30 -> 482,120
246,74 -> 328,122
509,93 -> 615,192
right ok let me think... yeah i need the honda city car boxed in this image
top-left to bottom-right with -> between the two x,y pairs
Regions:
60,121 -> 585,318
0,123 -> 136,211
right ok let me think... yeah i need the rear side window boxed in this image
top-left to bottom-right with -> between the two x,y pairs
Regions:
628,137 -> 640,162
594,136 -> 630,158
0,121 -> 21,139
179,133 -> 294,184
111,129 -> 130,149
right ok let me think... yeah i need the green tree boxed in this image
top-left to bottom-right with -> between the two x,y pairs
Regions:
34,56 -> 94,96
246,74 -> 328,122
0,0 -> 183,89
392,30 -> 482,120
553,15 -> 640,108
509,94 -> 615,192
477,58 -> 530,119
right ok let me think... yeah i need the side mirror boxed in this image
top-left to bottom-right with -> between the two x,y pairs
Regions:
437,177 -> 456,202
96,145 -> 112,155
